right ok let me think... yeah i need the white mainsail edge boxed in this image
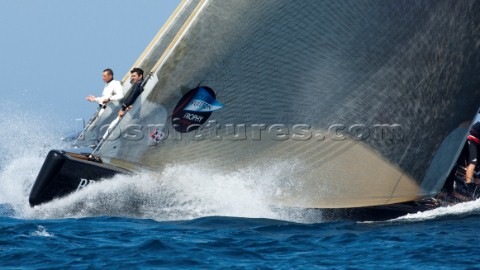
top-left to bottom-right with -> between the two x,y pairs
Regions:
121,0 -> 193,83
75,0 -> 200,148
99,1 -> 480,208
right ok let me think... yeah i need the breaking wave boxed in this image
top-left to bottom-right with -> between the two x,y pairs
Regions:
0,105 -> 320,223
23,163 -> 281,220
0,103 -> 66,214
391,199 -> 480,222
10,160 -> 322,223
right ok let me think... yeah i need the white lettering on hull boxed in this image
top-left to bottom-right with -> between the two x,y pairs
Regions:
76,178 -> 96,192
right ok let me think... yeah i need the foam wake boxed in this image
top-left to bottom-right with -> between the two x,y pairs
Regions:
23,160 -> 320,223
392,199 -> 480,222
0,104 -> 68,216
0,104 -> 321,223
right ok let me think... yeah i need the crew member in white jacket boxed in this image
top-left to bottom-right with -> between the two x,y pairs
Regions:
85,68 -> 123,106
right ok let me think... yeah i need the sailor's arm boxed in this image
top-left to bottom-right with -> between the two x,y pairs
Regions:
94,96 -> 108,104
118,83 -> 143,117
85,92 -> 108,104
90,81 -> 124,104
86,95 -> 96,102
86,95 -> 107,105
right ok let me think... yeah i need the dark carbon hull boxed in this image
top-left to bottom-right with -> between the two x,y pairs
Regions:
29,150 -> 130,207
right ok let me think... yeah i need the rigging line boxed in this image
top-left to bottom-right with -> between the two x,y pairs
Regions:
149,0 -> 210,76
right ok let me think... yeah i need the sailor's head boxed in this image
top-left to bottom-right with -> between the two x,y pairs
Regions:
130,68 -> 144,84
102,68 -> 114,83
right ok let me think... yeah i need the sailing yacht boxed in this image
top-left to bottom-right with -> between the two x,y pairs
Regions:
30,0 -> 480,219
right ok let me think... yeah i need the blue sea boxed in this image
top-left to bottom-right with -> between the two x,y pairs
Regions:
2,112 -> 480,269
2,210 -> 480,269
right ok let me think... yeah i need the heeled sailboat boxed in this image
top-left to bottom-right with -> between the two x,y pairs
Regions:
30,0 -> 480,220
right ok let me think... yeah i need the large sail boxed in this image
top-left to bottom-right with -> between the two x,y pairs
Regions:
98,0 -> 480,208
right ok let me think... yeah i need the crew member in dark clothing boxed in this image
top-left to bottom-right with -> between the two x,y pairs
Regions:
456,121 -> 480,196
465,122 -> 480,183
118,68 -> 144,117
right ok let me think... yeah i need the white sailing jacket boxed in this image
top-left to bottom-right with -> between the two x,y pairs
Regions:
94,80 -> 123,104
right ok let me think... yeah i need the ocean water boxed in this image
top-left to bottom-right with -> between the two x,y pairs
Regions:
1,110 -> 480,269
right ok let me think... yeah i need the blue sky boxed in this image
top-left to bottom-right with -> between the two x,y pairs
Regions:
0,1 -> 180,131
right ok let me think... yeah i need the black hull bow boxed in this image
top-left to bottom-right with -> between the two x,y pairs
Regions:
29,150 -> 130,206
